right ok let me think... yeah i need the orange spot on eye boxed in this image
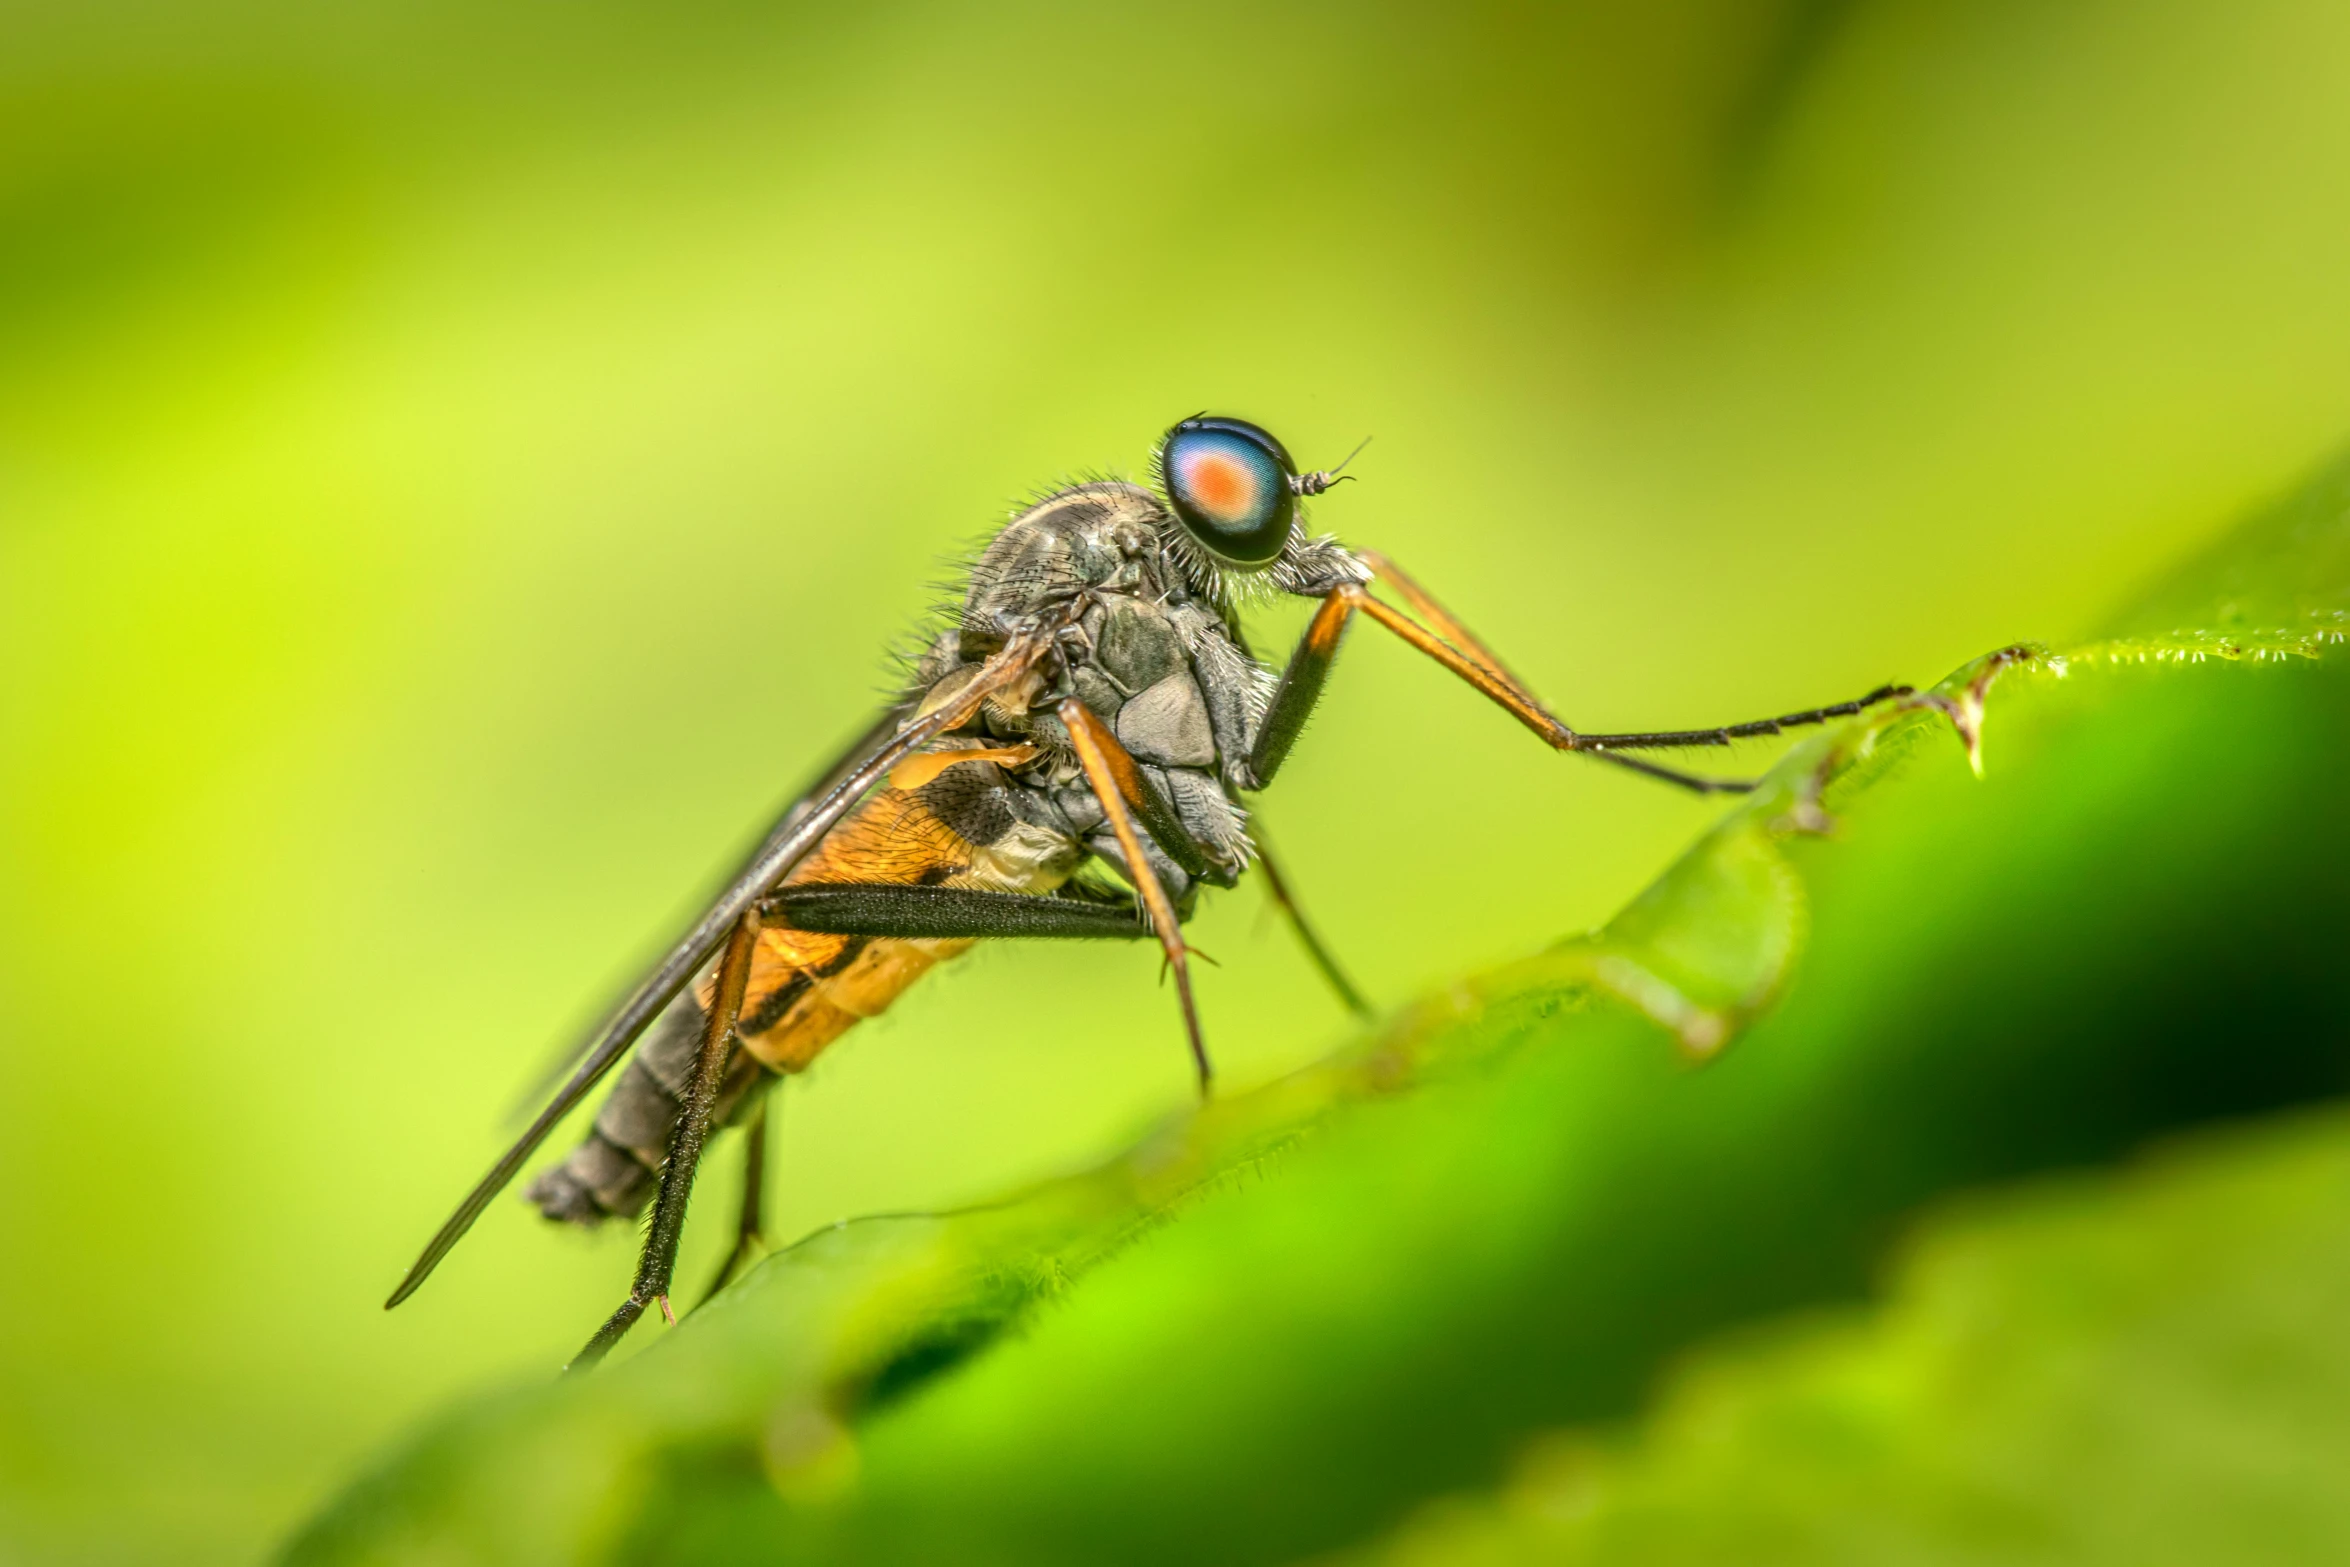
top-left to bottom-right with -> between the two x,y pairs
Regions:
1186,452 -> 1252,516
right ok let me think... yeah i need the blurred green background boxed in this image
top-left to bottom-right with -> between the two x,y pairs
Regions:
7,2 -> 2350,1562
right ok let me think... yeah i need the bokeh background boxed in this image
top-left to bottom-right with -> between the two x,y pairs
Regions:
7,2 -> 2350,1561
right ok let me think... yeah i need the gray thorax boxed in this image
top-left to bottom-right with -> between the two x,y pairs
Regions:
908,480 -> 1309,910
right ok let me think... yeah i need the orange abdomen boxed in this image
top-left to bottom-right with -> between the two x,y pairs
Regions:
715,767 -> 1074,1074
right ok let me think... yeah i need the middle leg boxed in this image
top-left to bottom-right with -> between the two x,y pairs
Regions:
1060,698 -> 1215,1094
1249,820 -> 1370,1017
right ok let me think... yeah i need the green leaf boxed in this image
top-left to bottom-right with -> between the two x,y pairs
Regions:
286,454 -> 2350,1567
1350,1107 -> 2350,1567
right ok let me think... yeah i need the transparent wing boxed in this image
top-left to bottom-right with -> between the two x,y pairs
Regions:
385,634 -> 1050,1308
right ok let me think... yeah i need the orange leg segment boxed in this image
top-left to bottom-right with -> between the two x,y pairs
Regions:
1061,698 -> 1214,1094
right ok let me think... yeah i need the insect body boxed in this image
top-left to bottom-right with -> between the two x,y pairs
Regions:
386,415 -> 1908,1365
524,480 -> 1278,1228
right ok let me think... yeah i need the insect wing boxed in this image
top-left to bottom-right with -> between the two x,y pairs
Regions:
500,698 -> 915,1124
385,632 -> 1052,1307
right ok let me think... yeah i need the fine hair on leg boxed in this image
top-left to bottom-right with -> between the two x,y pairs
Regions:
697,1077 -> 773,1306
570,908 -> 759,1370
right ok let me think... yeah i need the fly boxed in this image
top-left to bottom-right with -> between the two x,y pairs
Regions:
384,414 -> 1910,1366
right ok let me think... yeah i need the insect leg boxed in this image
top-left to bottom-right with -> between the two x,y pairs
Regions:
1354,551 -> 1910,760
1350,548 -> 1531,694
686,884 -> 1157,1305
1035,723 -> 1232,887
1344,588 -> 1760,794
698,1079 -> 773,1305
1248,822 -> 1370,1017
765,883 -> 1151,939
1559,686 -> 1913,752
1248,588 -> 1356,788
571,908 -> 759,1371
1061,698 -> 1215,1095
1252,581 -> 1689,791
1254,581 -> 1753,794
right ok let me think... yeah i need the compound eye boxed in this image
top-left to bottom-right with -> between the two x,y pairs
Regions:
1160,416 -> 1297,567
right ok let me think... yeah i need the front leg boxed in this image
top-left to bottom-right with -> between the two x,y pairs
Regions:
1248,556 -> 1909,796
1246,589 -> 1356,790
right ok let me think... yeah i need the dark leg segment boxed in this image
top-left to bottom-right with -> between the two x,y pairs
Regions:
571,908 -> 759,1371
698,1080 -> 772,1305
1249,822 -> 1370,1017
765,883 -> 1149,940
1568,684 -> 1912,752
1248,589 -> 1354,789
1061,698 -> 1215,1095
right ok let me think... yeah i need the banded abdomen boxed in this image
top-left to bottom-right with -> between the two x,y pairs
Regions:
524,751 -> 1082,1225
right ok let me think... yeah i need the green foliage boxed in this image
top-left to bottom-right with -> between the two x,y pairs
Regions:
286,455 -> 2350,1564
1357,1108 -> 2350,1566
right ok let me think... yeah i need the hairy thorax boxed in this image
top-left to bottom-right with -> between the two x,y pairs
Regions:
725,481 -> 1268,1076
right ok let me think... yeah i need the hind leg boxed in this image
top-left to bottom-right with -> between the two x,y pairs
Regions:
570,910 -> 759,1370
698,1079 -> 774,1303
